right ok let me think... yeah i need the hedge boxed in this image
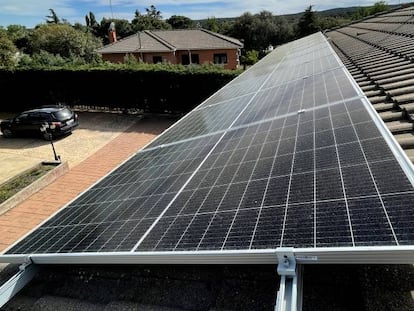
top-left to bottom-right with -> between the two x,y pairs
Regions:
0,67 -> 239,114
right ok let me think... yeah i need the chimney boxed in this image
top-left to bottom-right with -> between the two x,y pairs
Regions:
108,21 -> 117,43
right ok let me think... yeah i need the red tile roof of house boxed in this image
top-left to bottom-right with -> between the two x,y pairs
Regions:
96,29 -> 243,54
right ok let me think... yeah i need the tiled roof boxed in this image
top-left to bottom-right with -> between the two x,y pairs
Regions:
150,29 -> 243,50
96,32 -> 172,54
326,5 -> 414,161
96,29 -> 243,54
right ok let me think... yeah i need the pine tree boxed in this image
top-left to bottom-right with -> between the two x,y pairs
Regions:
297,5 -> 320,38
46,9 -> 60,24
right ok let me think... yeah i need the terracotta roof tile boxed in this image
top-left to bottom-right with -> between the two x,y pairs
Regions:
326,4 -> 414,160
96,29 -> 242,54
148,29 -> 243,50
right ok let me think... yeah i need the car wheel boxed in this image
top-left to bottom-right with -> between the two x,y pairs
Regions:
2,129 -> 13,138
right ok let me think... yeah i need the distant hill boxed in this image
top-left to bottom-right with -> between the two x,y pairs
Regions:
195,4 -> 401,24
282,7 -> 362,21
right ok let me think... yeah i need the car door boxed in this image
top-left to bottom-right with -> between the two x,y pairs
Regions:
27,112 -> 50,134
11,113 -> 31,134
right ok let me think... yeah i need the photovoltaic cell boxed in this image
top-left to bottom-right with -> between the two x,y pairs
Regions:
4,32 -> 414,260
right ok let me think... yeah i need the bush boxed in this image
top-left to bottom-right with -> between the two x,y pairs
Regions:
241,50 -> 259,66
0,66 -> 239,114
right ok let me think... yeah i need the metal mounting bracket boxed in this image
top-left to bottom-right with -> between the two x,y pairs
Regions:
275,249 -> 303,311
0,257 -> 39,308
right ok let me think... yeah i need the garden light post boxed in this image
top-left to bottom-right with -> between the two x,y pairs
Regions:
40,122 -> 61,163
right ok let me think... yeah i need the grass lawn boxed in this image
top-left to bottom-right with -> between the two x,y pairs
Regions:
0,164 -> 55,204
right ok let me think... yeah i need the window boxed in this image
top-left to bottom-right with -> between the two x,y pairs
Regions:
181,54 -> 200,65
191,54 -> 199,64
15,113 -> 29,121
53,108 -> 72,120
153,56 -> 162,64
214,53 -> 228,64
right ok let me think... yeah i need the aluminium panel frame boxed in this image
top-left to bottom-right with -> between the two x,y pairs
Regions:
1,246 -> 414,265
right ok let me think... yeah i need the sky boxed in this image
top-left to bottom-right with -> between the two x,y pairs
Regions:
0,0 -> 408,28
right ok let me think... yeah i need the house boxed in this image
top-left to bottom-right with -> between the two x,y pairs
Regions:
96,29 -> 244,70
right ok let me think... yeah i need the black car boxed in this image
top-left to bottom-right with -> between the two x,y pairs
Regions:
1,106 -> 79,139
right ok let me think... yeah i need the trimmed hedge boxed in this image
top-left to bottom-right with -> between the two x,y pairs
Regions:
0,67 -> 238,113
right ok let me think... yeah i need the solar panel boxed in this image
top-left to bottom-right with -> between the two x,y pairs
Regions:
2,32 -> 414,264
136,98 -> 413,251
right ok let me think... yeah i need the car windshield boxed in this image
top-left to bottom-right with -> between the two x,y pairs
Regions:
53,108 -> 72,120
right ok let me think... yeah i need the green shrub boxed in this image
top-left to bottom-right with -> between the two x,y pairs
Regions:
241,50 -> 259,66
0,66 -> 239,113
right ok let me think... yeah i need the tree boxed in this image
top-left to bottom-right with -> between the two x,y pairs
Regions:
254,11 -> 278,50
46,9 -> 61,24
132,5 -> 171,31
272,16 -> 294,45
352,7 -> 370,20
167,15 -> 194,29
85,11 -> 100,35
30,24 -> 102,63
204,17 -> 220,32
318,16 -> 349,30
99,18 -> 134,43
228,11 -> 295,53
0,32 -> 17,67
146,5 -> 161,19
73,22 -> 88,33
297,5 -> 320,38
218,20 -> 234,34
6,25 -> 31,52
85,11 -> 99,28
352,1 -> 389,20
369,1 -> 389,15
229,13 -> 256,49
240,50 -> 259,66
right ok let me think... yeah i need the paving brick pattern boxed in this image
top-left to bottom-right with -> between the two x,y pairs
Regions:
0,118 -> 171,253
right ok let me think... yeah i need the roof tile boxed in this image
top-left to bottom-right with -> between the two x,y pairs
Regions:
97,29 -> 242,54
327,5 -> 414,161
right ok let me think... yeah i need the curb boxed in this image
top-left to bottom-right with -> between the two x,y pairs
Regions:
0,161 -> 69,216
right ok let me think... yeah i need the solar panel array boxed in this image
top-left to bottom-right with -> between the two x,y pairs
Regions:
4,32 -> 414,259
